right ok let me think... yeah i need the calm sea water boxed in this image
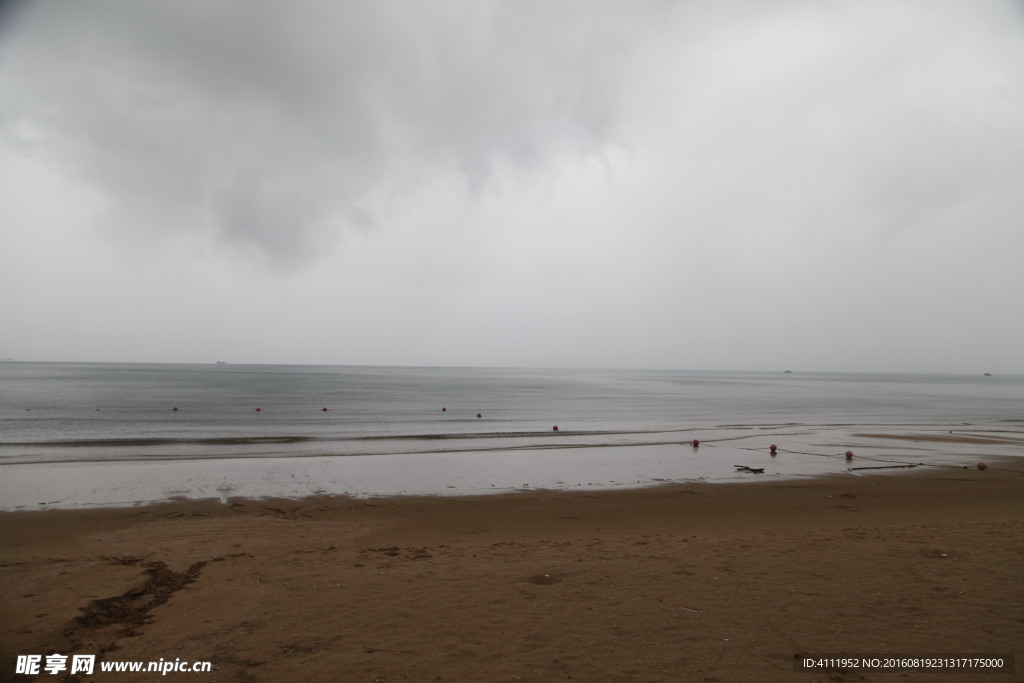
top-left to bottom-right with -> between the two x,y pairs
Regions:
1,362 -> 1021,465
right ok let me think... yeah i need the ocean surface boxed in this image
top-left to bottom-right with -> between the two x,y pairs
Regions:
1,363 -> 1022,509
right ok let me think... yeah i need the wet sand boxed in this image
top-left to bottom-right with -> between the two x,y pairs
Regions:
2,469 -> 1023,682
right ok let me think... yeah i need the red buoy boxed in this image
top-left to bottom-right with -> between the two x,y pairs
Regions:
322,407 -> 328,412
172,407 -> 179,412
845,450 -> 853,460
692,439 -> 700,447
553,425 -> 559,431
977,462 -> 987,471
476,413 -> 482,418
442,407 -> 446,412
256,407 -> 262,412
769,444 -> 777,454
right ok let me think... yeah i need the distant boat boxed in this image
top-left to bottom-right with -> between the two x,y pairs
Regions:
216,361 -> 227,365
784,370 -> 793,374
984,373 -> 992,376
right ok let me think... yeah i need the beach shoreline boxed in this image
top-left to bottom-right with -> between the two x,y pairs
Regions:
4,424 -> 1022,513
3,468 -> 1022,682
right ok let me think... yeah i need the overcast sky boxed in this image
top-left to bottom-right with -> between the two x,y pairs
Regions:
1,0 -> 1022,373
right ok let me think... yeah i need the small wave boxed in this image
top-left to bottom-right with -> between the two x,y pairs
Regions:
0,436 -> 322,448
354,428 -> 684,441
0,427 -> 688,449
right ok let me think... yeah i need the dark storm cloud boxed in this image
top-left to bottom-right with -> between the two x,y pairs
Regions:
0,0 -> 665,265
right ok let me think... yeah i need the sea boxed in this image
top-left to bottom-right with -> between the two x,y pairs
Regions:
1,363 -> 1022,510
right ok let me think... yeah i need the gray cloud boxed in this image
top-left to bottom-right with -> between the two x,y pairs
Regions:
1,0 -> 1022,371
1,0 -> 667,266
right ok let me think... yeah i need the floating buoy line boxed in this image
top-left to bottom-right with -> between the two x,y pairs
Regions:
697,441 -> 1024,475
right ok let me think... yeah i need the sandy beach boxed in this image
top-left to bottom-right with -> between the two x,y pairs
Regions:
2,467 -> 1022,682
